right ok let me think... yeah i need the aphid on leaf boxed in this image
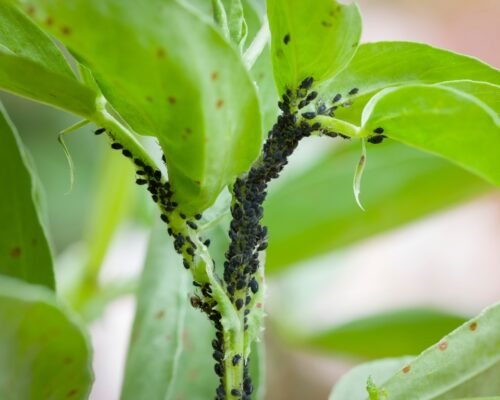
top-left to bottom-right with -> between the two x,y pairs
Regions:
300,76 -> 314,90
332,93 -> 342,103
348,87 -> 359,95
249,279 -> 259,294
368,135 -> 386,144
122,149 -> 132,158
94,128 -> 105,135
231,389 -> 242,397
302,112 -> 316,120
160,214 -> 169,223
283,33 -> 291,45
235,298 -> 244,310
195,213 -> 202,220
183,259 -> 190,269
136,179 -> 147,185
232,354 -> 241,366
187,221 -> 198,230
111,142 -> 123,150
190,295 -> 202,308
373,127 -> 385,134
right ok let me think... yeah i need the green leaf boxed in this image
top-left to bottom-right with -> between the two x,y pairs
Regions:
360,84 -> 500,186
0,276 -> 93,399
264,140 -> 488,273
121,222 -> 189,399
22,0 -> 262,214
321,42 -> 500,125
299,308 -> 468,359
373,302 -> 500,399
330,357 -> 413,400
438,81 -> 500,113
267,0 -> 362,92
0,102 -> 54,289
0,3 -> 97,117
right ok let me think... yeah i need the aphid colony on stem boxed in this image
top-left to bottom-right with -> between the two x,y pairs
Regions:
92,75 -> 387,399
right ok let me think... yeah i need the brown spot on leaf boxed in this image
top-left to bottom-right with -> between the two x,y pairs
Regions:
185,128 -> 192,135
61,26 -> 71,35
63,357 -> 73,365
10,247 -> 21,258
167,96 -> 176,104
156,48 -> 166,59
216,99 -> 224,109
211,72 -> 219,81
45,17 -> 54,26
66,389 -> 78,398
256,303 -> 262,309
438,340 -> 448,351
145,96 -> 153,103
26,5 -> 35,16
321,20 -> 333,28
155,310 -> 165,320
31,239 -> 38,246
402,365 -> 411,374
276,49 -> 284,58
469,322 -> 478,331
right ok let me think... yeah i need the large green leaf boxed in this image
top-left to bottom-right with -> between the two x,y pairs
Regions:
298,308 -> 468,360
371,302 -> 500,399
0,102 -> 54,289
264,140 -> 488,273
0,3 -> 96,117
121,222 -> 189,399
438,81 -> 500,113
360,84 -> 500,186
0,276 -> 93,399
267,0 -> 361,92
320,42 -> 500,125
22,0 -> 262,214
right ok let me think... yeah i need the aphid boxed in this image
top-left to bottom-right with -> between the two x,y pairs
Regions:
187,221 -> 198,230
244,309 -> 250,316
134,158 -> 145,167
213,350 -> 224,361
195,213 -> 202,220
137,170 -> 146,175
249,279 -> 259,294
136,179 -> 147,185
311,122 -> 321,131
300,76 -> 314,90
243,378 -> 253,394
232,354 -> 241,366
193,281 -> 201,288
283,33 -> 291,45
203,239 -> 211,247
332,93 -> 342,103
235,299 -> 244,310
298,100 -> 309,109
167,228 -> 173,236
186,247 -> 195,257
302,112 -> 316,120
348,87 -> 359,95
122,149 -> 132,158
231,389 -> 242,397
368,135 -> 386,144
245,296 -> 251,305
180,213 -> 187,219
161,154 -> 166,163
306,91 -> 318,102
373,127 -> 385,134
216,385 -> 225,398
190,295 -> 202,308
227,285 -> 235,295
154,170 -> 162,180
111,142 -> 123,150
145,165 -> 154,175
94,128 -> 105,135
214,363 -> 224,377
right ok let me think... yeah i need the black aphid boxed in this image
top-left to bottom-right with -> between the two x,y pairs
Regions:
180,213 -> 186,219
195,213 -> 202,220
235,299 -> 244,310
231,389 -> 242,397
203,239 -> 211,247
283,33 -> 291,45
160,214 -> 169,223
249,279 -> 259,294
122,149 -> 132,158
94,128 -> 105,135
134,158 -> 145,167
302,112 -> 316,120
232,354 -> 241,366
300,76 -> 314,90
332,93 -> 342,103
373,127 -> 385,134
186,221 -> 198,230
348,88 -> 359,95
154,170 -> 162,180
111,142 -> 123,150
368,135 -> 386,144
136,179 -> 147,185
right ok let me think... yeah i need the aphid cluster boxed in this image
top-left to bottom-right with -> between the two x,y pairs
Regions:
367,126 -> 387,144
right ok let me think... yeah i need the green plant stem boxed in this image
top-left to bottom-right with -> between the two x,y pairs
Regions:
310,114 -> 361,138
